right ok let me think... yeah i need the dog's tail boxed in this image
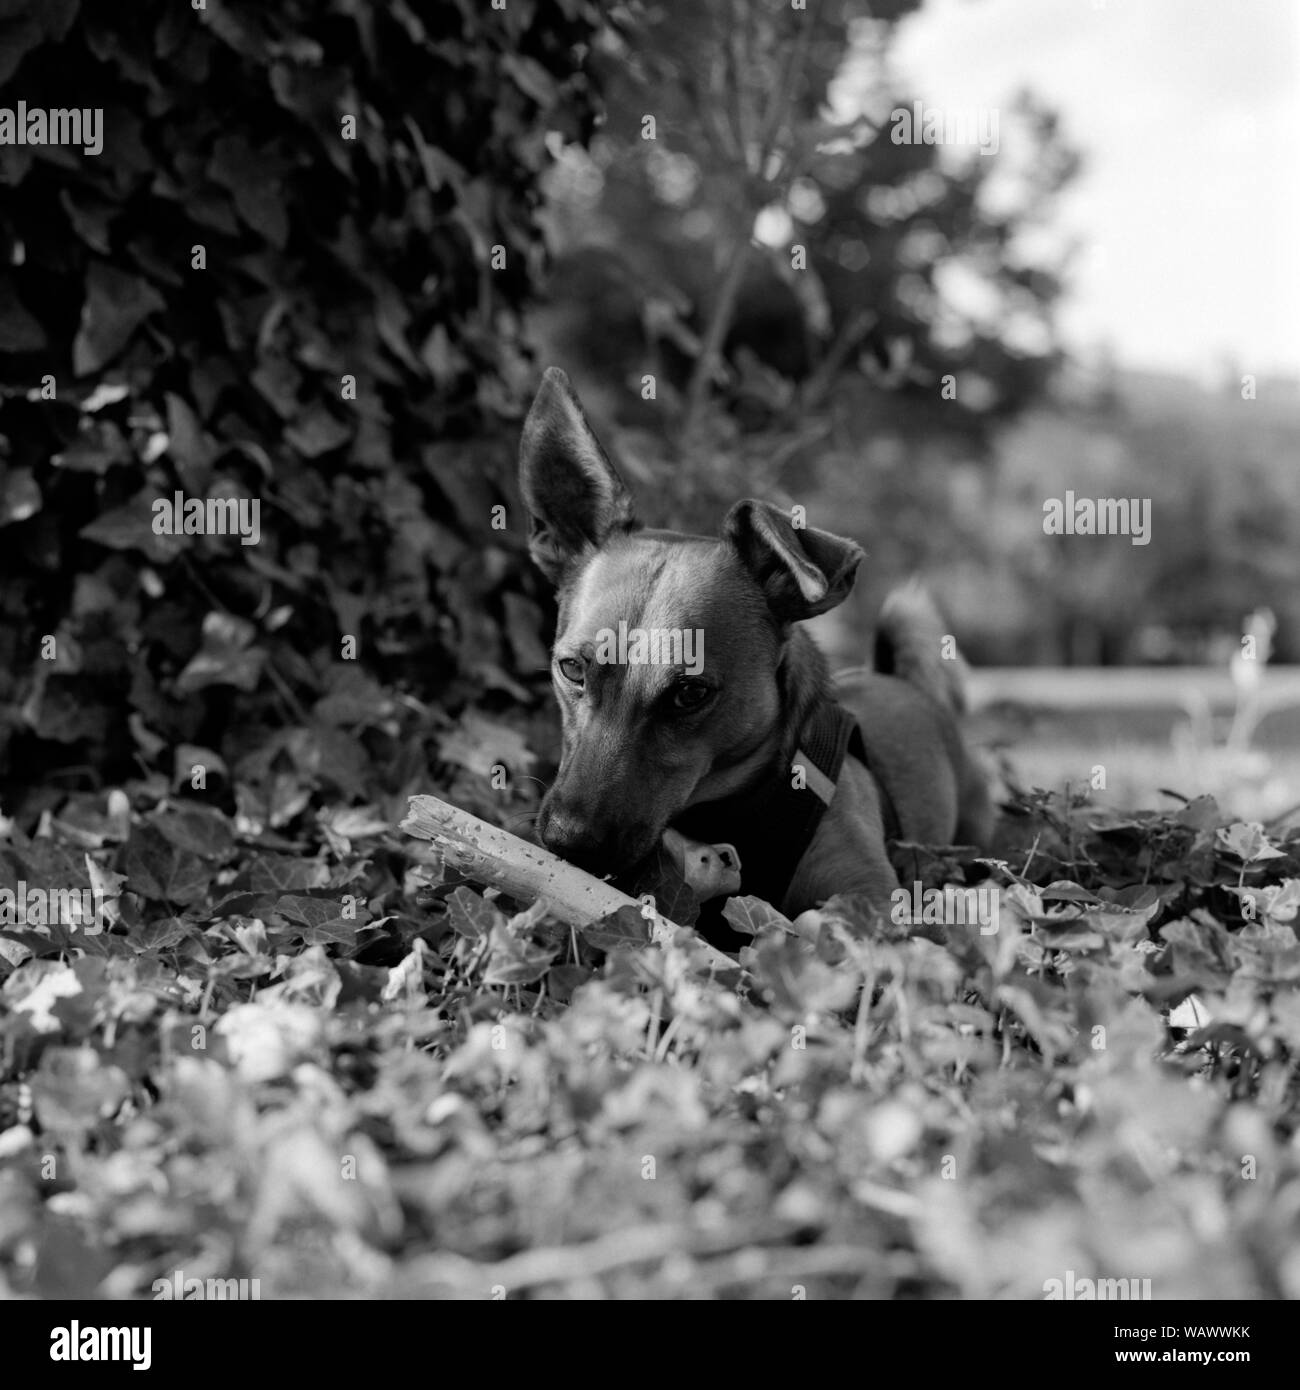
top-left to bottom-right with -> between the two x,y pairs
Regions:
873,581 -> 968,715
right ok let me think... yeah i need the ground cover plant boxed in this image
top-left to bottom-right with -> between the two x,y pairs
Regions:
2,0 -> 1298,1305
2,736 -> 1299,1298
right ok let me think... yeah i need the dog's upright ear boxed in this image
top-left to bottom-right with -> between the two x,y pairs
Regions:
724,499 -> 863,623
518,367 -> 636,585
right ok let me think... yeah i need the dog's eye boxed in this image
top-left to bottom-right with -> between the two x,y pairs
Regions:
557,657 -> 585,685
669,682 -> 711,712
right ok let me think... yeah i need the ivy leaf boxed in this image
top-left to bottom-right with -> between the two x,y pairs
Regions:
445,887 -> 504,941
129,917 -> 196,954
285,406 -> 353,458
613,841 -> 699,928
436,713 -> 537,780
121,825 -> 212,906
30,1046 -> 130,1139
0,274 -> 47,351
1038,881 -> 1103,905
502,54 -> 559,107
1217,822 -> 1286,864
722,895 -> 794,939
80,492 -> 187,562
0,466 -> 41,526
584,904 -> 652,951
1160,916 -> 1239,991
73,263 -> 165,376
231,855 -> 329,894
176,613 -> 265,694
165,393 -> 216,494
52,419 -> 129,474
208,134 -> 291,248
274,893 -> 367,946
482,926 -> 555,986
1175,796 -> 1223,831
149,804 -> 236,862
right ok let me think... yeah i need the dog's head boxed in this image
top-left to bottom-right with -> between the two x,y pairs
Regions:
519,367 -> 863,875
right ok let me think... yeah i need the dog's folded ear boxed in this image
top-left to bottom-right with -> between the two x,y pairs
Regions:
518,367 -> 637,584
723,499 -> 863,622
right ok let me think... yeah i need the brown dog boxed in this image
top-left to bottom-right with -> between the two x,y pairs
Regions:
519,367 -> 991,923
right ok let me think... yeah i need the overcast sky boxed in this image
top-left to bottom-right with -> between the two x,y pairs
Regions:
889,0 -> 1300,381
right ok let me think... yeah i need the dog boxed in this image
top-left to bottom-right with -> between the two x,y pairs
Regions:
518,366 -> 991,925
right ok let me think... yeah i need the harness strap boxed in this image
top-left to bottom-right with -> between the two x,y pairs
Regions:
674,699 -> 900,912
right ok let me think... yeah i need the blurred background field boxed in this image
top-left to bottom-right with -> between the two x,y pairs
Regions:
946,659 -> 1300,820
983,724 -> 1300,825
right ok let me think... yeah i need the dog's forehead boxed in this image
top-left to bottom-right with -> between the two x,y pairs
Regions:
559,533 -> 769,676
572,536 -> 713,626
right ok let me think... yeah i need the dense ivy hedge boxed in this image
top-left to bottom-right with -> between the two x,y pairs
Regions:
0,0 -> 602,815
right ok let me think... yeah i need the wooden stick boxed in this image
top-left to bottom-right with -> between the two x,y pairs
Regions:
402,794 -> 741,973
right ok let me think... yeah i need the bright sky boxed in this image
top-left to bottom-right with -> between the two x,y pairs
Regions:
889,0 -> 1300,380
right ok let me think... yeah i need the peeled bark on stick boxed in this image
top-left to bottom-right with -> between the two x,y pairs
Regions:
401,794 -> 741,973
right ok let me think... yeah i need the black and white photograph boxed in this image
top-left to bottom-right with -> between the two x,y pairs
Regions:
0,0 -> 1297,1344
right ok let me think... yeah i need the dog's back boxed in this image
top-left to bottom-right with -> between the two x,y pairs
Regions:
835,582 -> 993,849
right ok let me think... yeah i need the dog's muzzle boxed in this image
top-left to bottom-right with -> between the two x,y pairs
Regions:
537,798 -> 657,876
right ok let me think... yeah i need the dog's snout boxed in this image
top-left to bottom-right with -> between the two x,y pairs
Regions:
540,808 -> 609,867
538,797 -> 655,874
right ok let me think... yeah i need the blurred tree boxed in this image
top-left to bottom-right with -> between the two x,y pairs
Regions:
535,0 -> 1078,449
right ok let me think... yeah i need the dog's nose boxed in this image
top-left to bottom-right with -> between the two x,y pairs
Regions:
539,808 -> 615,870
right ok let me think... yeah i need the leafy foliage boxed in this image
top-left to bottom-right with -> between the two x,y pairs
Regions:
2,2 -> 1297,1304
2,774 -> 1300,1297
0,0 -> 603,812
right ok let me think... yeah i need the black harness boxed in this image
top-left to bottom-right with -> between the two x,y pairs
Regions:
672,699 -> 901,919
